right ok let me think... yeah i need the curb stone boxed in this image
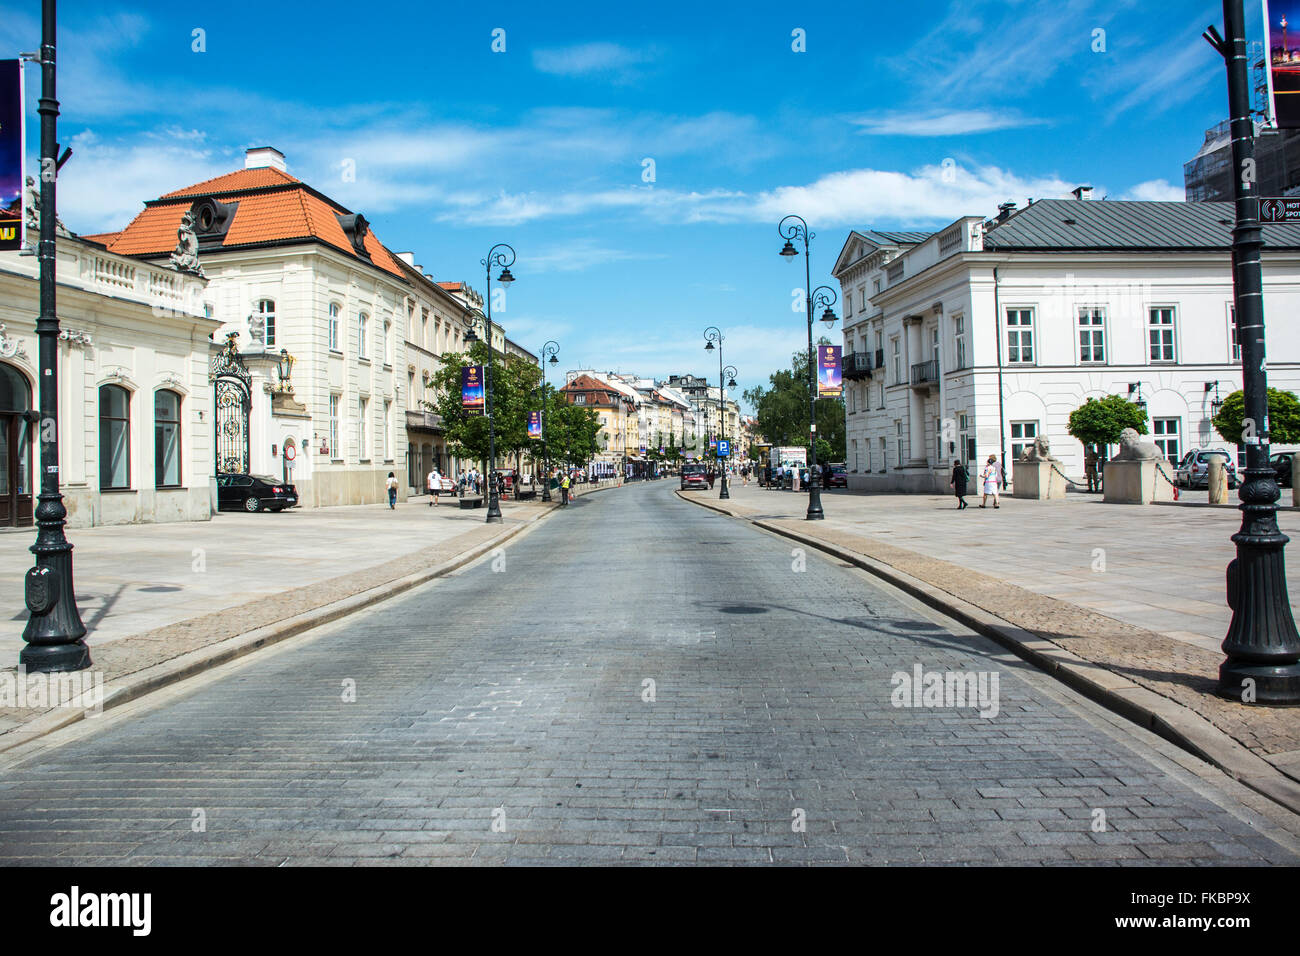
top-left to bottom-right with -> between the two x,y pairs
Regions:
675,489 -> 1300,817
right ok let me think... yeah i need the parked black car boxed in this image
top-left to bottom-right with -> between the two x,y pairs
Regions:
216,473 -> 298,512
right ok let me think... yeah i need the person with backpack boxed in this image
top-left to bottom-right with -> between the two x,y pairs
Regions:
385,471 -> 399,509
949,459 -> 970,510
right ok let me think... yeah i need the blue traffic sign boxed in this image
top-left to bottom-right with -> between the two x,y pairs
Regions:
717,440 -> 731,457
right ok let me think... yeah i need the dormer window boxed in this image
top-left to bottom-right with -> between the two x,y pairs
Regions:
336,213 -> 371,259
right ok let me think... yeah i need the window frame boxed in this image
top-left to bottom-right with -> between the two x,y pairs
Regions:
256,298 -> 276,348
99,384 -> 132,490
1076,306 -> 1107,365
1151,417 -> 1181,464
358,312 -> 370,361
1147,306 -> 1177,364
329,393 -> 340,459
328,302 -> 341,352
1010,420 -> 1039,460
1005,308 -> 1035,365
1227,303 -> 1240,363
153,388 -> 183,489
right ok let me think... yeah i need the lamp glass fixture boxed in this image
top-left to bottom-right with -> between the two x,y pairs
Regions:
780,240 -> 797,259
497,267 -> 515,285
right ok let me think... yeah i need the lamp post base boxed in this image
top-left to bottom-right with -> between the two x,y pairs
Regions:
719,475 -> 729,500
486,492 -> 503,523
806,486 -> 825,520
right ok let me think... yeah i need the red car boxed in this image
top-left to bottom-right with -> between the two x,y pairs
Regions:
680,463 -> 708,490
826,464 -> 848,488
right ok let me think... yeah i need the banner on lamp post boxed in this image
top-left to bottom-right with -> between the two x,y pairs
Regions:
527,410 -> 542,439
461,365 -> 485,416
0,60 -> 24,252
1266,1 -> 1300,128
818,345 -> 843,397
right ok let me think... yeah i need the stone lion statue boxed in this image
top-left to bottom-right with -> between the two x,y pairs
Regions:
1115,427 -> 1160,461
1020,435 -> 1058,462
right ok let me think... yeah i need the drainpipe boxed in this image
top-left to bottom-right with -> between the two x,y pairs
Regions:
993,266 -> 1007,489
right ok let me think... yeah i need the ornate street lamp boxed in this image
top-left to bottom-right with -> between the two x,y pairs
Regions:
20,0 -> 89,673
474,243 -> 516,523
778,214 -> 839,520
540,341 -> 559,501
1206,1 -> 1300,703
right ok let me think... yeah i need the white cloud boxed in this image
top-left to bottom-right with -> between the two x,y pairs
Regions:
850,110 -> 1044,137
524,239 -> 668,273
1119,179 -> 1185,202
532,42 -> 657,81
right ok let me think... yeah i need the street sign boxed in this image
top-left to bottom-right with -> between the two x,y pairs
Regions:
1261,197 -> 1300,221
718,439 -> 730,457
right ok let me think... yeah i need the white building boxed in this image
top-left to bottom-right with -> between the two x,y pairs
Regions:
85,147 -> 485,507
833,194 -> 1300,492
0,190 -> 218,528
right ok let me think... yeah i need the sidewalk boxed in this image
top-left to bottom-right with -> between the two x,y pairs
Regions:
0,478 -> 618,745
679,482 -> 1300,802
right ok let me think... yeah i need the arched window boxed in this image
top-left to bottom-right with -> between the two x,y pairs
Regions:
154,389 -> 182,487
100,384 -> 131,489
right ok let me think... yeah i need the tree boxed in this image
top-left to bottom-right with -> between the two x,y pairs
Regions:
424,343 -> 541,471
546,399 -> 601,467
1066,395 -> 1148,449
744,345 -> 845,460
1212,388 -> 1300,446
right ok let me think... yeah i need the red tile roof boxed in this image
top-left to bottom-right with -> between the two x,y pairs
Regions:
90,166 -> 406,279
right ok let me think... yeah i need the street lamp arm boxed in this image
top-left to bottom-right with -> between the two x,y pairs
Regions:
778,214 -> 811,246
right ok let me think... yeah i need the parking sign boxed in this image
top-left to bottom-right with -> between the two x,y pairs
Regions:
717,439 -> 730,457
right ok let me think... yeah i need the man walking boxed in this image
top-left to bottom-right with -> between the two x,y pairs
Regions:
427,466 -> 441,506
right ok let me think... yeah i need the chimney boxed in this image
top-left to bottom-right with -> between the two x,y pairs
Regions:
245,146 -> 287,171
395,251 -> 416,266
1071,185 -> 1094,201
996,201 -> 1017,222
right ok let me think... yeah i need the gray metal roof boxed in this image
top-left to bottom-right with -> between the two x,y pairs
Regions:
982,199 -> 1300,250
867,230 -> 932,245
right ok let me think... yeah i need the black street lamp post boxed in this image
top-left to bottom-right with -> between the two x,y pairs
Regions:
703,327 -> 736,500
466,242 -> 515,524
540,340 -> 559,502
20,0 -> 90,673
1205,1 -> 1300,704
779,215 -> 838,520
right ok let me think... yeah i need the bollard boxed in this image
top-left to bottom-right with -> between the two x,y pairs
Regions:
1207,459 -> 1227,504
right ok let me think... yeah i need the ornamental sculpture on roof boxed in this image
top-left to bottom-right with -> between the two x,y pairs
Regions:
168,210 -> 206,278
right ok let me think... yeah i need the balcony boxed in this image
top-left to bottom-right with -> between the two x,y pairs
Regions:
843,351 -> 873,380
405,409 -> 443,432
910,359 -> 939,389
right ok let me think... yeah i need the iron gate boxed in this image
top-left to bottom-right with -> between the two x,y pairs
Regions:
210,333 -> 251,475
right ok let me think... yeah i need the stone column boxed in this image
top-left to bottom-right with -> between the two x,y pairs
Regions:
903,315 -> 926,467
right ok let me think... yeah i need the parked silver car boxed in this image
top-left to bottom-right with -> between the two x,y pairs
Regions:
1174,449 -> 1238,489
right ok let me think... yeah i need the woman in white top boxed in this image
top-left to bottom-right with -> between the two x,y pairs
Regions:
979,455 -> 1001,509
385,471 -> 399,510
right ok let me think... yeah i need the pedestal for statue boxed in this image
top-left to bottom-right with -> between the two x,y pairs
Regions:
1012,460 -> 1067,499
1103,459 -> 1177,504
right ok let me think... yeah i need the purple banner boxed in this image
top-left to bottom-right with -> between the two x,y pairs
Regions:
527,410 -> 542,439
1268,1 -> 1300,127
818,345 -> 843,397
461,365 -> 485,415
0,60 -> 24,252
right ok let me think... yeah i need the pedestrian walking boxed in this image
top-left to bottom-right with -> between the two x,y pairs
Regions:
427,466 -> 442,506
385,471 -> 398,509
764,462 -> 772,488
949,459 -> 970,509
979,455 -> 1001,509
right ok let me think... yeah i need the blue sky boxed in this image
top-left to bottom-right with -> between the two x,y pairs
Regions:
0,0 -> 1256,407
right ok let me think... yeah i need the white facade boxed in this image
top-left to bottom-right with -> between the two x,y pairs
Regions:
835,204 -> 1300,492
0,229 -> 218,528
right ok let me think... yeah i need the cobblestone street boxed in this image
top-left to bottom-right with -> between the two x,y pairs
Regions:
0,482 -> 1295,865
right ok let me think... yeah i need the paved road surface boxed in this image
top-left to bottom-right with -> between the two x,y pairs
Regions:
0,482 -> 1295,865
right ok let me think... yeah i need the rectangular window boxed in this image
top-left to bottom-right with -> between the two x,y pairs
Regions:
407,371 -> 415,410
422,309 -> 430,351
154,390 -> 181,487
1006,308 -> 1034,364
892,337 -> 901,384
1148,307 -> 1176,362
384,319 -> 392,365
953,315 -> 966,370
1077,307 -> 1106,363
935,417 -> 943,463
358,397 -> 369,460
383,400 -> 392,460
99,385 -> 131,489
844,291 -> 852,315
1229,305 -> 1240,362
328,303 -> 340,351
895,421 -> 905,466
878,436 -> 887,472
877,381 -> 885,409
329,394 -> 340,457
257,299 -> 276,348
358,313 -> 369,359
958,413 -> 969,466
1011,420 -> 1038,460
1152,417 -> 1180,463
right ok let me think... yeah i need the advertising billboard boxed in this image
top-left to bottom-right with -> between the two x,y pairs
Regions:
1266,1 -> 1300,128
461,365 -> 485,416
527,410 -> 542,439
817,345 -> 843,397
0,60 -> 24,252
